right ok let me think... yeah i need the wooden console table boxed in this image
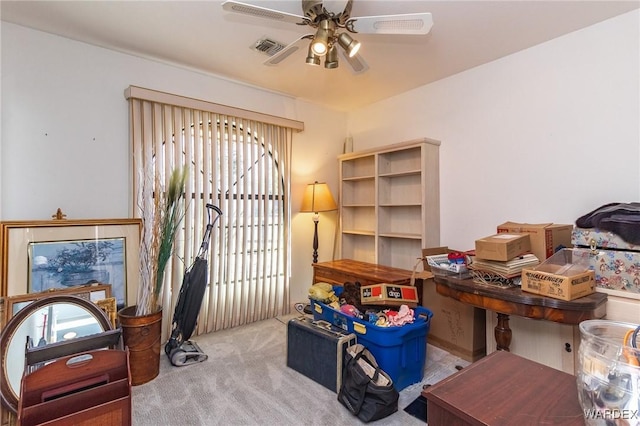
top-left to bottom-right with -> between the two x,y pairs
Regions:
312,259 -> 413,287
433,276 -> 607,351
422,350 -> 585,425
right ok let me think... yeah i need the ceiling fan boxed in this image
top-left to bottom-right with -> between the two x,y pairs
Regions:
221,0 -> 433,74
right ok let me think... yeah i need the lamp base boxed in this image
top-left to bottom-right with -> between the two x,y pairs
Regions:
312,214 -> 319,263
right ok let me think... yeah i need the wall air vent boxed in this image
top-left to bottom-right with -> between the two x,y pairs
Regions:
252,37 -> 286,56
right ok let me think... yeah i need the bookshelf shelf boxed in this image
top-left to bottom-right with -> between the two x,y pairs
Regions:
338,139 -> 440,270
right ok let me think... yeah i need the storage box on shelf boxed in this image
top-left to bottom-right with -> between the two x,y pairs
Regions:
339,139 -> 440,271
310,299 -> 433,391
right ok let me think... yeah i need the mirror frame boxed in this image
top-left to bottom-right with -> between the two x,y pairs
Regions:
0,295 -> 112,413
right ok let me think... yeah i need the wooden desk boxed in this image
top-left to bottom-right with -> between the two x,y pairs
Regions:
433,276 -> 607,351
312,259 -> 413,287
422,350 -> 585,425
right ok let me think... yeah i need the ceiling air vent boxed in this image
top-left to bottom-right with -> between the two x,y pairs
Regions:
252,37 -> 286,56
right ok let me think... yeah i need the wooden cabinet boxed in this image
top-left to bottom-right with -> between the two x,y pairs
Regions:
339,139 -> 440,270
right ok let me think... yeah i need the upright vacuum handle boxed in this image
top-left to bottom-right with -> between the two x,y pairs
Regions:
198,204 -> 223,257
206,204 -> 223,215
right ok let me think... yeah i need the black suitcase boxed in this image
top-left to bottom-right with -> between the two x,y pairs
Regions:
286,316 -> 356,393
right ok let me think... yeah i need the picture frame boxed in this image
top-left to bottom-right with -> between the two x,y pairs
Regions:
3,283 -> 113,327
95,297 -> 118,329
0,219 -> 141,310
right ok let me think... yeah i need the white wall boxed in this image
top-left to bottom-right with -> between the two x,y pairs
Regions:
0,22 -> 346,305
3,10 -> 639,313
347,10 -> 640,252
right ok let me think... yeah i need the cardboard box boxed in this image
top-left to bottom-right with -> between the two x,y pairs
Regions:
475,233 -> 531,261
361,283 -> 419,307
422,247 -> 452,271
419,247 -> 485,361
421,247 -> 471,280
521,249 -> 595,301
497,222 -> 573,262
420,275 -> 486,362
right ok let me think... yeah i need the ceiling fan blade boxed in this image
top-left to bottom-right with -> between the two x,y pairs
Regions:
222,1 -> 308,25
263,35 -> 312,66
338,49 -> 369,75
322,0 -> 349,17
346,12 -> 433,35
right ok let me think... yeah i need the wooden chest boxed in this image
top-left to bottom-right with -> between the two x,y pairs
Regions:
312,259 -> 413,287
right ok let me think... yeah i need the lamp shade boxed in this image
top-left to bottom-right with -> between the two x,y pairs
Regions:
300,181 -> 337,213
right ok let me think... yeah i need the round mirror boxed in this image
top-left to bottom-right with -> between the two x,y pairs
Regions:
0,295 -> 112,413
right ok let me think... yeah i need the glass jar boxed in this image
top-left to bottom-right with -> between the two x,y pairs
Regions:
577,319 -> 640,425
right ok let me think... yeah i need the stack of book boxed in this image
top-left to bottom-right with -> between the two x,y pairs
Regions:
469,254 -> 540,278
471,233 -> 541,286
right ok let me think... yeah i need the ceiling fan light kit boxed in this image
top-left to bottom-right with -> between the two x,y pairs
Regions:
337,32 -> 360,57
222,0 -> 433,73
311,19 -> 334,56
305,43 -> 321,66
324,45 -> 339,69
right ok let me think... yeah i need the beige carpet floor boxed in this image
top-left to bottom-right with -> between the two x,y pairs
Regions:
131,314 -> 469,425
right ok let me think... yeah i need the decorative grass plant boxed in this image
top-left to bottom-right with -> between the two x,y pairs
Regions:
136,166 -> 188,316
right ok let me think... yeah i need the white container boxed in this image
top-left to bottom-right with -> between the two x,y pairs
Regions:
577,320 -> 640,425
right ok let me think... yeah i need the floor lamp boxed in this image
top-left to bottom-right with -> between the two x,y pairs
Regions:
300,181 -> 337,263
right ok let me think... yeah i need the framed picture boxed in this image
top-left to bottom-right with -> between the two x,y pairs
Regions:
3,283 -> 113,327
96,297 -> 118,329
1,219 -> 141,310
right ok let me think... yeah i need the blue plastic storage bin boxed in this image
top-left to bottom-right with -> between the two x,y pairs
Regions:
310,299 -> 433,391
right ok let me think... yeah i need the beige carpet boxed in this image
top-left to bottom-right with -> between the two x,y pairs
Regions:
131,314 -> 469,425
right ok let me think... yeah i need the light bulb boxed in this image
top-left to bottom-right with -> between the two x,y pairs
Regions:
312,40 -> 327,56
337,32 -> 361,58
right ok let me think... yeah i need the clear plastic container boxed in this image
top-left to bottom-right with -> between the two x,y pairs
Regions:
576,320 -> 640,425
426,254 -> 471,279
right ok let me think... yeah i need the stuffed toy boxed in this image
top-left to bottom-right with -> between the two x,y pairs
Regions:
340,304 -> 359,317
341,281 -> 366,313
308,282 -> 338,304
387,305 -> 415,326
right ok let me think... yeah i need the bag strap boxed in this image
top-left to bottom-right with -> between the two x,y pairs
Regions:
345,353 -> 369,415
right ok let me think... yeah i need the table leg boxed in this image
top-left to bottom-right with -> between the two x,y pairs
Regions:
495,313 -> 512,351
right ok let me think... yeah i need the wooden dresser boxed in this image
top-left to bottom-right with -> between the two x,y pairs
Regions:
312,259 -> 413,287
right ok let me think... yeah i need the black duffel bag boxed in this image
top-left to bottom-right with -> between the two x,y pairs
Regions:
337,344 -> 399,423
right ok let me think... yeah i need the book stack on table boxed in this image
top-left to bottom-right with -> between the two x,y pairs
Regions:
469,254 -> 540,278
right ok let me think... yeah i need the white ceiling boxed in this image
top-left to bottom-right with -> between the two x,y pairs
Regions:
2,1 -> 639,111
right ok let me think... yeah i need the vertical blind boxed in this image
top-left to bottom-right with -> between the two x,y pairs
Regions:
125,86 -> 303,337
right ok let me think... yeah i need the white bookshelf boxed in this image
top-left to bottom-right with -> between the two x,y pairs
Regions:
338,139 -> 440,270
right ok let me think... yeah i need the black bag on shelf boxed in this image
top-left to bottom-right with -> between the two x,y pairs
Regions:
337,344 -> 399,423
